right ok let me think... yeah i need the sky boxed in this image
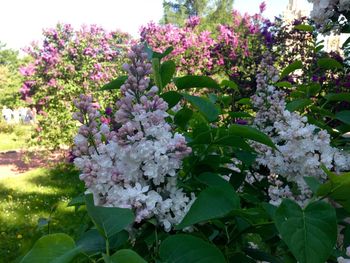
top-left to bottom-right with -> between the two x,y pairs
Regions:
0,0 -> 301,51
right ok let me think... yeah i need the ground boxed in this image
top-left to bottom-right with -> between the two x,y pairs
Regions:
0,148 -> 86,262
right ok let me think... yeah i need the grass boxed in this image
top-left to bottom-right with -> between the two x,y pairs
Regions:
0,124 -> 32,151
0,164 -> 87,262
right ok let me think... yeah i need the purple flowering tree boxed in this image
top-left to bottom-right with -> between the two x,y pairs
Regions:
20,23 -> 130,149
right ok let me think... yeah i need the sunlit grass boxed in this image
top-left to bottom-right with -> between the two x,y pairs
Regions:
0,124 -> 32,151
0,164 -> 86,262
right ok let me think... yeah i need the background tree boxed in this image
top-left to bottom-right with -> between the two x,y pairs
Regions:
0,42 -> 27,108
161,0 -> 233,28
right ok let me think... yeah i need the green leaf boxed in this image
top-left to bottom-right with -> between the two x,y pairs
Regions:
174,107 -> 193,129
336,110 -> 350,125
317,58 -> 343,70
160,60 -> 176,87
221,79 -> 238,91
174,75 -> 220,90
274,199 -> 337,263
213,135 -> 254,152
228,124 -> 276,149
76,229 -> 128,254
303,176 -> 321,194
20,233 -> 80,263
176,181 -> 239,229
325,93 -> 350,103
275,81 -> 292,88
159,234 -> 226,263
110,249 -> 147,263
160,91 -> 182,109
153,46 -> 174,60
317,167 -> 350,213
85,194 -> 134,239
183,93 -> 219,122
101,76 -> 128,91
152,58 -> 162,90
286,99 -> 312,112
67,194 -> 85,207
294,24 -> 313,32
280,61 -> 302,79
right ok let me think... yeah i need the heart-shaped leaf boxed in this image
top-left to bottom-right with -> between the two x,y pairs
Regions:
274,199 -> 337,263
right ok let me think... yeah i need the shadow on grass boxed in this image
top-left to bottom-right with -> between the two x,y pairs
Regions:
0,163 -> 89,262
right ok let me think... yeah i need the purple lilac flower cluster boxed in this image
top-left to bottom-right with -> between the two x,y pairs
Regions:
73,44 -> 194,231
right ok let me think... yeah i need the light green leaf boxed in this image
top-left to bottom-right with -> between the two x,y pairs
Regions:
20,233 -> 80,263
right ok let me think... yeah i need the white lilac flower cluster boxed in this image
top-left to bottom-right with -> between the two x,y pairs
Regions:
338,246 -> 350,263
251,52 -> 350,206
72,44 -> 194,231
308,0 -> 350,32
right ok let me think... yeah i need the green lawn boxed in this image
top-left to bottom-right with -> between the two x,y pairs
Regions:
0,124 -> 32,151
0,164 -> 87,262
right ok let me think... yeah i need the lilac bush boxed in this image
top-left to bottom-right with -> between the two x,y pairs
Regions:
20,23 -> 130,149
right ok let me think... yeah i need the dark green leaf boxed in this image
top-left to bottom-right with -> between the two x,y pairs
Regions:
110,249 -> 147,263
152,58 -> 162,90
274,200 -> 337,263
76,229 -> 128,254
153,46 -> 174,60
336,110 -> 350,125
183,93 -> 219,122
160,91 -> 182,108
20,234 -> 80,263
101,76 -> 128,91
317,58 -> 343,70
286,99 -> 312,112
67,194 -> 85,207
325,93 -> 350,103
159,234 -> 226,263
303,176 -> 321,194
85,194 -> 134,239
174,107 -> 193,129
280,61 -> 302,79
160,60 -> 176,87
176,181 -> 239,229
228,124 -> 276,149
174,75 -> 220,90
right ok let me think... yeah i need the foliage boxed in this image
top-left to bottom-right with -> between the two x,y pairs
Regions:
0,42 -> 27,108
0,164 -> 85,262
20,23 -> 130,149
17,1 -> 350,263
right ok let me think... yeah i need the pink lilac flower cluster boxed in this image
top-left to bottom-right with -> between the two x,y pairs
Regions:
73,44 -> 194,231
251,52 -> 350,206
141,7 -> 272,96
140,18 -> 215,75
308,0 -> 350,32
338,246 -> 350,263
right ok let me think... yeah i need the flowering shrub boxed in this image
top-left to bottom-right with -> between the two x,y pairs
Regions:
72,45 -> 194,231
20,23 -> 130,149
20,2 -> 350,263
